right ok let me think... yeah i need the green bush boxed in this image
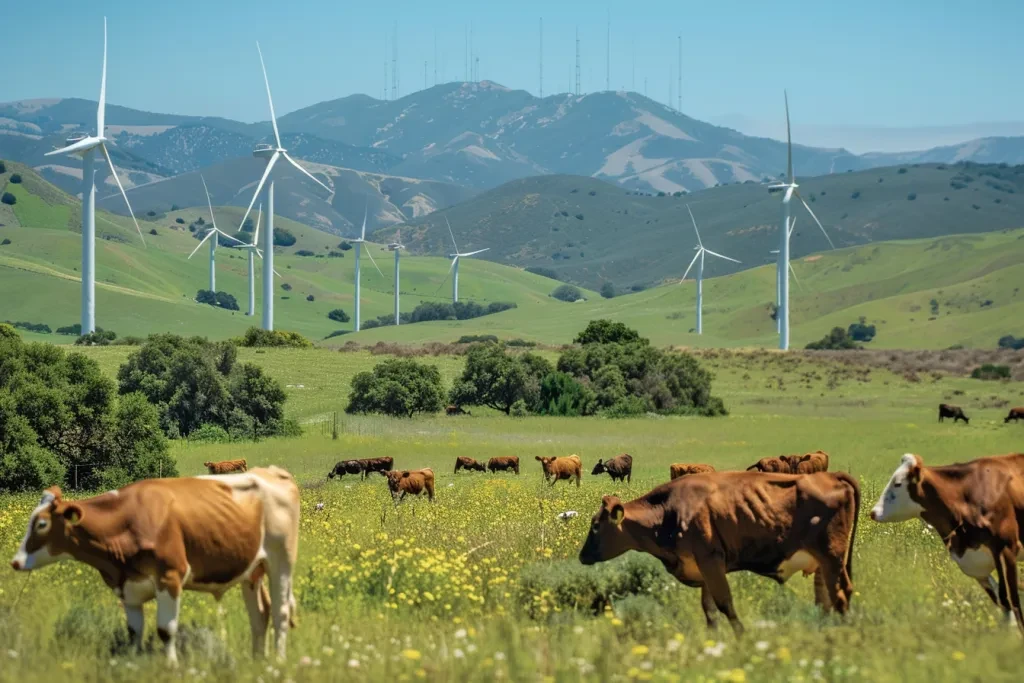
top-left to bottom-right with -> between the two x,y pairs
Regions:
0,160 -> 5,173
1,192 -> 16,206
805,327 -> 860,350
273,228 -> 296,247
848,318 -> 877,342
9,173 -> 22,184
510,399 -> 529,418
997,334 -> 1024,350
338,241 -> 353,251
456,334 -> 499,344
196,289 -> 240,311
346,358 -> 445,418
237,327 -> 312,348
4,321 -> 51,334
450,344 -> 534,415
328,308 -> 351,323
295,250 -> 316,257
971,364 -> 1011,380
0,238 -> 10,246
534,372 -> 596,416
551,284 -> 583,302
74,330 -> 117,346
600,282 -> 616,299
187,423 -> 232,443
573,320 -> 643,345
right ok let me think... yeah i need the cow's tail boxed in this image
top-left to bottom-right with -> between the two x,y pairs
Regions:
834,472 -> 860,581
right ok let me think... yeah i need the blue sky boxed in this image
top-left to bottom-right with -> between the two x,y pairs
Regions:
4,0 -> 1022,135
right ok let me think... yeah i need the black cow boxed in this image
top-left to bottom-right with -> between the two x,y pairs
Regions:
938,403 -> 969,425
328,460 -> 363,479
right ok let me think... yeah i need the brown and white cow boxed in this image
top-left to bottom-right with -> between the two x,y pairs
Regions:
204,458 -> 248,474
579,470 -> 860,635
10,467 -> 300,663
537,455 -> 583,487
454,456 -> 486,474
938,403 -> 970,424
1005,407 -> 1024,424
870,453 -> 1024,634
383,469 -> 436,503
487,456 -> 520,475
670,463 -> 716,480
746,456 -> 792,473
592,454 -> 633,483
789,450 -> 829,474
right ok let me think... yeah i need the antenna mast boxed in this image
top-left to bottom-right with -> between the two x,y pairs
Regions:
575,27 -> 581,96
606,11 -> 610,92
677,34 -> 682,111
391,22 -> 398,100
383,32 -> 389,100
434,30 -> 438,86
539,18 -> 543,97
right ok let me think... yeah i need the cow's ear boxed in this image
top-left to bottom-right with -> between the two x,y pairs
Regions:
535,456 -> 542,461
44,486 -> 63,504
609,504 -> 625,526
62,504 -> 84,526
401,471 -> 410,478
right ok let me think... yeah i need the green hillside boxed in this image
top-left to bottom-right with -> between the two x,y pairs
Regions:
378,163 -> 1024,290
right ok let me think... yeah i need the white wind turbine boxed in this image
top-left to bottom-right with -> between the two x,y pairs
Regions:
767,92 -> 835,350
388,229 -> 405,326
236,43 -> 332,331
443,217 -> 489,303
771,218 -> 802,333
349,209 -> 384,332
188,175 -> 246,292
679,205 -> 740,335
45,17 -> 145,334
236,205 -> 281,316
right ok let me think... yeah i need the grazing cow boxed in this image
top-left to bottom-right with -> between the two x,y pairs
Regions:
788,450 -> 830,475
592,454 -> 633,483
446,405 -> 471,416
454,456 -> 486,474
871,453 -> 1024,634
10,467 -> 300,663
383,469 -> 435,503
579,470 -> 860,635
487,456 -> 520,475
359,456 -> 394,479
746,456 -> 792,473
327,460 -> 363,480
204,459 -> 247,475
670,463 -> 716,480
1005,407 -> 1024,424
536,455 -> 583,487
938,403 -> 970,424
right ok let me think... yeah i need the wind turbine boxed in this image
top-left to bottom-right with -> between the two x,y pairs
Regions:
348,209 -> 384,332
679,205 -> 740,335
767,92 -> 836,350
443,217 -> 489,303
45,17 -> 145,334
770,218 -> 803,332
388,229 -> 405,326
235,205 -> 280,316
236,43 -> 332,331
188,175 -> 246,292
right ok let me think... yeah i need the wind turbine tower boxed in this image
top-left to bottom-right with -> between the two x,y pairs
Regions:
679,206 -> 740,335
349,210 -> 384,332
444,218 -> 489,303
389,230 -> 405,325
189,175 -> 245,291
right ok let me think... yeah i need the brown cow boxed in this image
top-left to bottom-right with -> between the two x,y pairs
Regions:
871,453 -> 1024,634
204,459 -> 247,475
746,456 -> 792,473
592,454 -> 633,483
789,450 -> 830,474
359,456 -> 394,479
454,456 -> 486,474
579,470 -> 860,635
536,455 -> 583,487
1005,407 -> 1024,424
10,468 -> 300,663
487,456 -> 520,475
328,460 -> 362,479
383,469 -> 435,503
446,405 -> 471,416
670,463 -> 716,480
938,403 -> 970,424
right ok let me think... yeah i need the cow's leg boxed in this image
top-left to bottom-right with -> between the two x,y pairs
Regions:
123,600 -> 145,652
695,553 -> 743,636
267,557 -> 294,661
155,573 -> 183,666
994,545 -> 1024,638
813,569 -> 831,612
699,584 -> 720,629
975,575 -> 1003,608
241,577 -> 270,658
811,553 -> 851,615
576,472 -> 581,488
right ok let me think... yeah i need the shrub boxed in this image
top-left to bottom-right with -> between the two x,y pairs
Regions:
328,250 -> 345,258
534,372 -> 596,416
898,167 -> 908,174
187,423 -> 231,443
9,173 -> 22,184
338,241 -> 353,251
0,160 -> 5,173
295,249 -> 316,257
4,321 -> 51,334
306,294 -> 315,302
450,344 -> 535,415
552,284 -> 583,302
1,192 -> 16,206
196,289 -> 239,311
237,327 -> 312,348
847,317 -> 877,342
346,359 -> 445,418
328,308 -> 351,323
0,238 -> 9,245
509,399 -> 529,418
75,330 -> 117,346
851,191 -> 860,199
149,228 -> 158,236
971,364 -> 1011,380
907,192 -> 917,201
600,282 -> 616,299
525,266 -> 561,280
805,327 -> 860,350
997,335 -> 1024,350
281,283 -> 292,291
574,320 -> 643,346
456,334 -> 499,344
175,217 -> 185,224
505,338 -> 536,348
273,228 -> 296,247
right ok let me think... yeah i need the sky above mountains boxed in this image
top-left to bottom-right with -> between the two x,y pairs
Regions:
5,0 -> 1023,151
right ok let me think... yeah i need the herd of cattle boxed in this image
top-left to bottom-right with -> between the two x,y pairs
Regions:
8,446 -> 1024,665
939,403 -> 1024,425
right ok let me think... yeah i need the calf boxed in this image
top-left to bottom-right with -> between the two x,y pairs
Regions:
871,453 -> 1024,635
938,403 -> 970,424
788,450 -> 830,474
487,456 -> 520,475
205,459 -> 247,475
670,463 -> 716,480
579,470 -> 860,634
536,455 -> 583,487
383,469 -> 435,503
592,454 -> 633,483
454,456 -> 486,474
11,467 -> 300,663
746,456 -> 792,473
359,456 -> 394,479
1005,407 -> 1024,424
446,405 -> 471,416
328,460 -> 363,480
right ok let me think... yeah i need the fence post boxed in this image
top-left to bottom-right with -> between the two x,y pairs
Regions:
74,465 -> 78,491
332,411 -> 339,440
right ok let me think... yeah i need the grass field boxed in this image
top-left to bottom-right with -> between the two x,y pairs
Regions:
1,345 -> 1023,682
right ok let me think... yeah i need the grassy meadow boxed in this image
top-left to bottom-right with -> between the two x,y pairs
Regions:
1,346 -> 1024,682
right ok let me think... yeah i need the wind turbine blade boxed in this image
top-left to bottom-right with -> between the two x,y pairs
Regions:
282,152 -> 330,194
679,249 -> 702,283
97,17 -> 107,136
256,42 -> 281,148
188,230 -> 213,259
788,217 -> 796,238
252,204 -> 262,246
686,204 -> 703,247
784,186 -> 794,204
360,206 -> 368,240
796,192 -> 836,250
445,216 -> 459,254
200,174 -> 216,230
214,228 -> 247,246
238,152 -> 279,232
785,90 -> 793,183
99,143 -> 145,246
362,241 -> 385,278
789,263 -> 803,290
45,137 -> 100,157
703,248 -> 741,264
460,248 -> 489,257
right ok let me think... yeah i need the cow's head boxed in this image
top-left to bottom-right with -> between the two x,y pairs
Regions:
870,454 -> 925,523
382,470 -> 408,493
591,459 -> 606,475
203,461 -> 213,468
579,495 -> 629,565
535,456 -> 555,475
10,487 -> 84,572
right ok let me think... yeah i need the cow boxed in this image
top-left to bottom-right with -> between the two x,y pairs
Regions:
487,456 -> 520,475
10,467 -> 301,663
204,459 -> 247,475
938,403 -> 970,424
1005,407 -> 1024,424
327,460 -> 363,480
870,453 -> 1024,634
789,450 -> 830,475
446,405 -> 471,416
579,470 -> 860,635
383,469 -> 435,503
592,454 -> 633,483
454,456 -> 486,474
536,455 -> 583,487
670,463 -> 716,480
746,456 -> 792,473
359,456 -> 394,479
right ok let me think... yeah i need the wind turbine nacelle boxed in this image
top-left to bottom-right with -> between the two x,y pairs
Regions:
65,132 -> 89,145
388,243 -> 404,251
253,143 -> 276,159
